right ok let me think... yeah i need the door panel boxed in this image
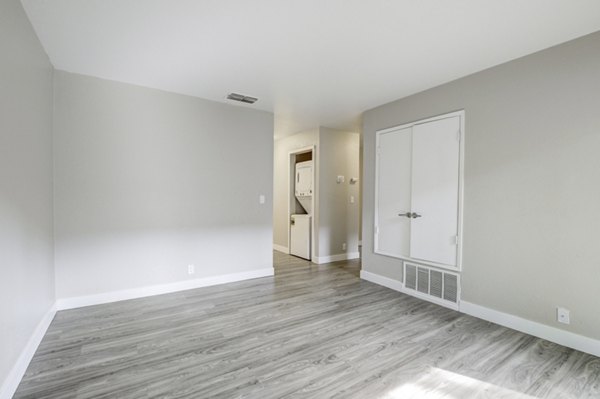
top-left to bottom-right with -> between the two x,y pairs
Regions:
290,215 -> 311,260
376,127 -> 412,257
410,116 -> 460,266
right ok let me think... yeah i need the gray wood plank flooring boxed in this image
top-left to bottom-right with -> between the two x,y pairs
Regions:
13,252 -> 600,398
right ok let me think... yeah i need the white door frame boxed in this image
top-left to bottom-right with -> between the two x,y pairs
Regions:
374,110 -> 465,271
287,145 -> 317,261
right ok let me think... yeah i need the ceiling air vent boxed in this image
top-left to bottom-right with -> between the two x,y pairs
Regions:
227,92 -> 258,104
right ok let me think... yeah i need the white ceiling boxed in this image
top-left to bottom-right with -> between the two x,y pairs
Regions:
22,0 -> 600,138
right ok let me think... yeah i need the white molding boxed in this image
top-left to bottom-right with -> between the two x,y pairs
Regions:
376,110 -> 466,135
362,272 -> 600,355
313,252 -> 360,264
360,270 -> 404,292
403,287 -> 460,311
376,250 -> 460,272
460,301 -> 600,358
273,244 -> 289,254
0,304 -> 56,399
373,110 -> 465,271
287,145 -> 317,260
56,268 -> 274,310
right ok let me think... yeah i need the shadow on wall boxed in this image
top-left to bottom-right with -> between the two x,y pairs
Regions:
55,224 -> 273,299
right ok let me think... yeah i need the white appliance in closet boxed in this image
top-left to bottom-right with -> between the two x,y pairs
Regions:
375,112 -> 464,269
290,214 -> 311,259
290,160 -> 313,259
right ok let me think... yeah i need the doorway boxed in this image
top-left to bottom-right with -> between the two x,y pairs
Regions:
287,146 -> 316,261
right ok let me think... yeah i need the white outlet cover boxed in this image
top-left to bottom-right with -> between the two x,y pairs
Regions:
557,307 -> 570,324
188,264 -> 195,275
259,194 -> 266,204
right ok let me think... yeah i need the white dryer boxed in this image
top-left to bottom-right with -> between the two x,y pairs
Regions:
295,161 -> 312,214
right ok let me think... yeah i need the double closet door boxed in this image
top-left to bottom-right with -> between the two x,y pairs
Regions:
375,112 -> 463,269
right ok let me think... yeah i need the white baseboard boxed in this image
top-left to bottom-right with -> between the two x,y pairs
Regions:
56,268 -> 274,310
461,301 -> 600,358
273,244 -> 289,254
0,304 -> 56,399
313,252 -> 360,264
361,271 -> 600,356
360,270 -> 404,292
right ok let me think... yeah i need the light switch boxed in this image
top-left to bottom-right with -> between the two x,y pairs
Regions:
336,175 -> 345,184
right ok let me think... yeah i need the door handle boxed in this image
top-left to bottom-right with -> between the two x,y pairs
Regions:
398,212 -> 422,219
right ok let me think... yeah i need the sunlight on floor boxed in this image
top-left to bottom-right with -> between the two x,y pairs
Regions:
382,367 -> 538,399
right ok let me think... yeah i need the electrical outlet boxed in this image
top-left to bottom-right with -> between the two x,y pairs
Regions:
342,242 -> 347,251
259,194 -> 265,204
350,195 -> 355,204
557,307 -> 570,324
188,264 -> 195,275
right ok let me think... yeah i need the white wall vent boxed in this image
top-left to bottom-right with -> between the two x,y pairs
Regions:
404,262 -> 459,308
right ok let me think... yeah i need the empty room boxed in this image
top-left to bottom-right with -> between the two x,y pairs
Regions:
2,0 -> 600,398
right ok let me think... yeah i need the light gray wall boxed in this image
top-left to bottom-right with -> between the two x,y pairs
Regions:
362,31 -> 600,339
318,128 -> 360,257
0,0 -> 55,390
273,128 -> 360,259
54,71 -> 274,299
273,129 -> 318,249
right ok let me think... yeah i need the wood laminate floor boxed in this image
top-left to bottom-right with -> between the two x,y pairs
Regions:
14,252 -> 600,398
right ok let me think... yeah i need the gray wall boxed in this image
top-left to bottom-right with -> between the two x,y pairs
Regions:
318,128 -> 360,257
362,31 -> 600,339
0,0 -> 55,389
273,128 -> 360,259
54,71 -> 274,299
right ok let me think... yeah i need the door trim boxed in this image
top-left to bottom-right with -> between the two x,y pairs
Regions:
287,145 -> 317,261
374,110 -> 465,272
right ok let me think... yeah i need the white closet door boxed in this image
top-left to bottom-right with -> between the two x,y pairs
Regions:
375,127 -> 412,258
410,116 -> 461,266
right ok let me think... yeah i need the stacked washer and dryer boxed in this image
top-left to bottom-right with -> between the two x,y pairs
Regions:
290,161 -> 312,260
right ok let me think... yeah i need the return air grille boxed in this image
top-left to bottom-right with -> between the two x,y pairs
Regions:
444,273 -> 458,302
430,270 -> 443,298
417,267 -> 429,294
405,265 -> 417,290
404,262 -> 459,305
227,92 -> 258,104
